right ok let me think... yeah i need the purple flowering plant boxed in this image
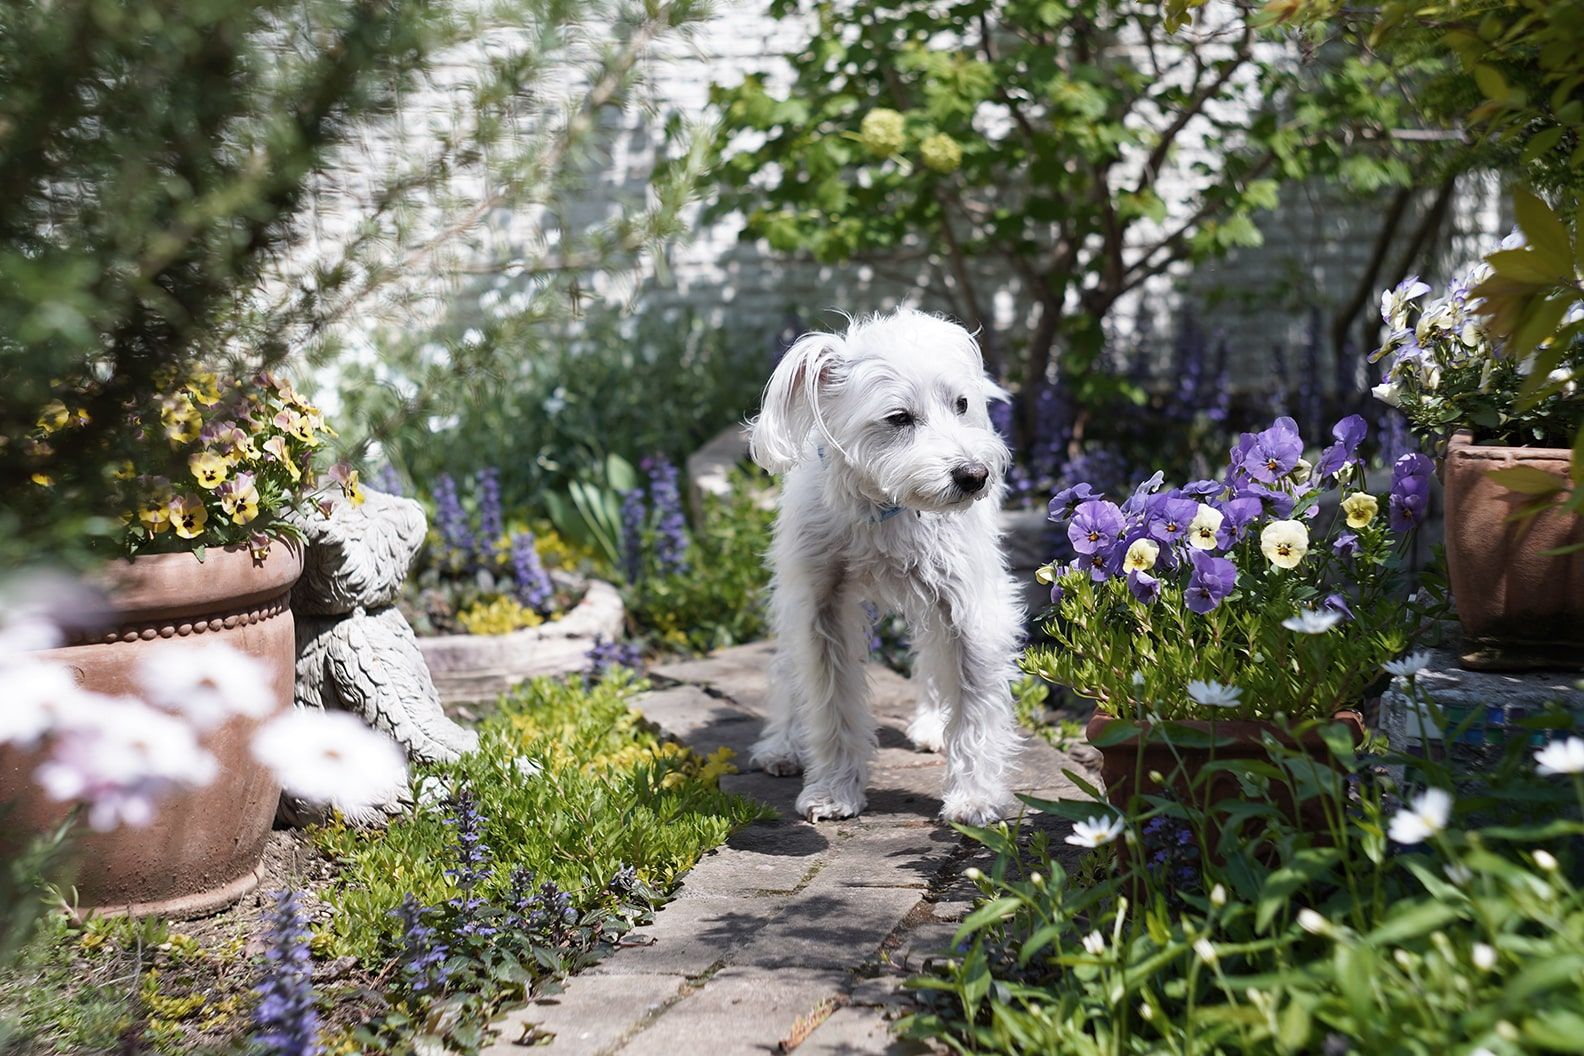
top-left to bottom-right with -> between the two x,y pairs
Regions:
1026,415 -> 1439,722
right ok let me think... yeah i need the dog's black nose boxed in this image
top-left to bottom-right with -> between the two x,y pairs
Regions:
951,462 -> 990,494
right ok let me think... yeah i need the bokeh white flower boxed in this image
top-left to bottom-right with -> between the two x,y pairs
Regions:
1384,651 -> 1434,678
1082,930 -> 1106,956
137,640 -> 275,729
1388,788 -> 1452,845
1282,609 -> 1342,634
1187,680 -> 1242,708
253,709 -> 406,816
1534,736 -> 1584,776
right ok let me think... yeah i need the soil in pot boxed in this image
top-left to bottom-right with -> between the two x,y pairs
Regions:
0,544 -> 302,917
1086,710 -> 1366,847
1442,429 -> 1584,671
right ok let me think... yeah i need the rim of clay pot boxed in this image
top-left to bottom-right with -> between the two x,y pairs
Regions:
1085,709 -> 1366,748
1446,428 -> 1573,464
89,541 -> 304,625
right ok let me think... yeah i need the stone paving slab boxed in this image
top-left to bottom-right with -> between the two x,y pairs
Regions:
488,642 -> 1096,1055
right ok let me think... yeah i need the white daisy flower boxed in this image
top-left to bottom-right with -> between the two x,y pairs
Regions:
1534,737 -> 1584,776
1065,814 -> 1125,848
253,709 -> 406,817
1187,680 -> 1242,708
1281,609 -> 1342,634
1471,943 -> 1497,971
1388,788 -> 1453,845
1384,651 -> 1434,678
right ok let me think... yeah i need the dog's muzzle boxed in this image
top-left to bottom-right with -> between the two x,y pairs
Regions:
950,462 -> 990,495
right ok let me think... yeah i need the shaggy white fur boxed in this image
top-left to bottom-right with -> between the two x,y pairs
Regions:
747,308 -> 1024,825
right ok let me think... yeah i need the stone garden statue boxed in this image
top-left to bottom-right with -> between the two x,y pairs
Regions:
286,488 -> 477,822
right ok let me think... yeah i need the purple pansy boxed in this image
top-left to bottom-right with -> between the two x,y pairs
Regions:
1121,471 -> 1167,516
1234,417 -> 1303,485
1185,550 -> 1237,614
1068,500 -> 1126,555
1081,547 -> 1118,583
1147,494 -> 1199,545
1049,583 -> 1065,607
1315,415 -> 1368,479
1322,593 -> 1355,620
1332,531 -> 1360,558
1180,479 -> 1223,499
1389,453 -> 1434,532
1128,570 -> 1162,605
1049,482 -> 1104,522
1214,495 -> 1264,548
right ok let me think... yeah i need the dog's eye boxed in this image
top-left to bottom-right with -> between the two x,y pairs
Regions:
955,396 -> 969,415
885,411 -> 914,428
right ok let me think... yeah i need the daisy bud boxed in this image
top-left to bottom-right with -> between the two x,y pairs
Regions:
1193,938 -> 1217,965
1533,849 -> 1559,872
1030,872 -> 1044,886
964,867 -> 983,882
1210,883 -> 1227,908
1297,909 -> 1329,935
1139,1002 -> 1155,1022
1471,943 -> 1497,971
1148,770 -> 1165,784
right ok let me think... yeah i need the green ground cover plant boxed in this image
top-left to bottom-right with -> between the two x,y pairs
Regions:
0,673 -> 766,1055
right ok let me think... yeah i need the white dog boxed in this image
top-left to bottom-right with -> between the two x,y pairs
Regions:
747,308 -> 1024,826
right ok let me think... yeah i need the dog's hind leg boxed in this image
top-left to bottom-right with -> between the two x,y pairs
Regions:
786,583 -> 874,822
749,647 -> 803,776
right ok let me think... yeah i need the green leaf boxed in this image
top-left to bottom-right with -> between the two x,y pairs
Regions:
1474,64 -> 1511,102
1364,900 -> 1460,945
1486,248 -> 1563,285
1514,188 -> 1574,274
1485,464 -> 1566,496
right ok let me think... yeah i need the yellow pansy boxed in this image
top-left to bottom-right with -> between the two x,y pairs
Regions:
262,436 -> 300,481
138,491 -> 172,534
1123,538 -> 1160,573
37,400 -> 69,433
225,487 -> 260,525
161,396 -> 202,444
189,451 -> 229,489
186,372 -> 222,407
1259,519 -> 1309,570
168,494 -> 208,539
1340,492 -> 1378,529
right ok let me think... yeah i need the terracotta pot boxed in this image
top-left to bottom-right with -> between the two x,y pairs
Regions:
1442,430 -> 1584,671
0,543 -> 302,917
1085,710 -> 1366,833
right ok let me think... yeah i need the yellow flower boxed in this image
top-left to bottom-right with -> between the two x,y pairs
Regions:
262,436 -> 300,481
859,108 -> 906,157
168,494 -> 208,540
221,477 -> 261,525
1122,538 -> 1159,573
1340,492 -> 1378,529
1259,519 -> 1309,570
186,372 -> 222,407
30,472 -> 52,487
161,396 -> 202,445
919,132 -> 963,174
37,399 -> 69,433
189,451 -> 229,490
138,491 -> 172,534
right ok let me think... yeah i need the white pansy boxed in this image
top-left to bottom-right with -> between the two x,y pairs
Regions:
137,641 -> 274,730
1282,609 -> 1342,634
1384,651 -> 1434,678
1371,380 -> 1402,407
1082,930 -> 1106,956
1186,503 -> 1223,550
252,709 -> 406,816
1123,538 -> 1160,573
1534,737 -> 1584,776
1260,519 -> 1309,569
1187,680 -> 1242,709
1065,814 -> 1125,848
1388,788 -> 1453,845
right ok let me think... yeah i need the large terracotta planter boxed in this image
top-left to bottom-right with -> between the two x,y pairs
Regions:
1086,710 -> 1366,832
0,544 -> 302,917
416,578 -> 625,705
1443,430 -> 1584,671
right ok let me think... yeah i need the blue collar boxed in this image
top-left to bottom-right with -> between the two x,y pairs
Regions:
816,446 -> 906,523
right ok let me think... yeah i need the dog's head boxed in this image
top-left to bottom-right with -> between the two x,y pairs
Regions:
749,308 -> 1011,513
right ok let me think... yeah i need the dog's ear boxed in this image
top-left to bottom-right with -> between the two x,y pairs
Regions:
750,331 -> 845,474
981,376 -> 1012,404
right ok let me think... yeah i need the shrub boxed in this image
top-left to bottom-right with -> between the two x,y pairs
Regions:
621,474 -> 775,654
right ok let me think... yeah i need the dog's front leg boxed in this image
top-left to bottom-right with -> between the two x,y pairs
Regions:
916,585 -> 1021,826
785,584 -> 874,822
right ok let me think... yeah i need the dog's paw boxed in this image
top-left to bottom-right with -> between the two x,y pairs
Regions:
749,743 -> 803,777
797,784 -> 866,822
941,792 -> 1016,827
906,711 -> 946,754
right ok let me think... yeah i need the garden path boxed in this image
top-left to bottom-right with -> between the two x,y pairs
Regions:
483,641 -> 1096,1055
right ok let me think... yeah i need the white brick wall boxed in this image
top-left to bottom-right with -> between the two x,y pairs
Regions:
312,1 -> 1506,398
